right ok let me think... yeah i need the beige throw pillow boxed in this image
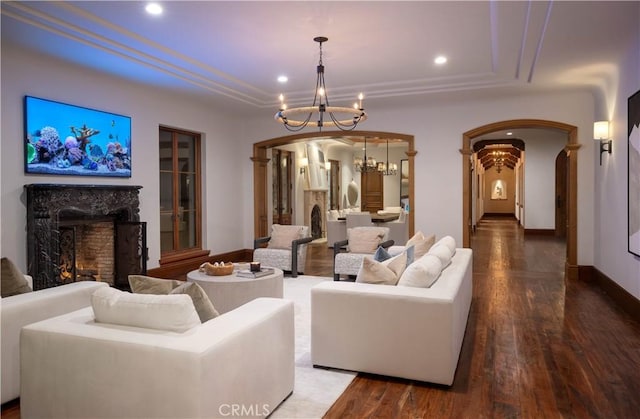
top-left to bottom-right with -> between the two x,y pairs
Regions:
406,231 -> 436,258
268,225 -> 304,249
356,251 -> 407,285
1,257 -> 32,297
129,275 -> 182,294
348,227 -> 386,254
170,282 -> 219,322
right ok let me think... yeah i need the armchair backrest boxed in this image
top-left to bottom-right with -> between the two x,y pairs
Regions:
346,212 -> 372,230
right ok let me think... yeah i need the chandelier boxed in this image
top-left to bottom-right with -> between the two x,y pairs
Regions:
275,36 -> 367,132
354,137 -> 378,173
377,140 -> 398,176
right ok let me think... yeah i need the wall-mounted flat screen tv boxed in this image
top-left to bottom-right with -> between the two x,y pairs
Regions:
24,96 -> 131,177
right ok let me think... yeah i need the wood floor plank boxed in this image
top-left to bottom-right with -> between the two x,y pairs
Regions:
324,217 -> 640,418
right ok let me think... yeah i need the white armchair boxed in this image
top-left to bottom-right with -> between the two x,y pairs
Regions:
333,226 -> 393,281
253,225 -> 313,278
20,297 -> 295,418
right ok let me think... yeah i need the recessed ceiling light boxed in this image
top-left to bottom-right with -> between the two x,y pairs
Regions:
506,132 -> 513,136
145,3 -> 163,15
434,55 -> 447,65
277,75 -> 288,83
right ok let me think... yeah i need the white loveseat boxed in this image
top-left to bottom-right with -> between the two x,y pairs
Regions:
311,248 -> 473,385
1,279 -> 108,404
20,297 -> 294,418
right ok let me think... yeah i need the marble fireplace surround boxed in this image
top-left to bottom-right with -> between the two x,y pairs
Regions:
25,184 -> 146,290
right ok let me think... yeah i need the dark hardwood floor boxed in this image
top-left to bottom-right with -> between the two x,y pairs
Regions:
3,221 -> 639,418
324,217 -> 640,418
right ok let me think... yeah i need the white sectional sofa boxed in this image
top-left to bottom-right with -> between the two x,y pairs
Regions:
20,297 -> 295,418
311,248 -> 473,385
1,279 -> 108,404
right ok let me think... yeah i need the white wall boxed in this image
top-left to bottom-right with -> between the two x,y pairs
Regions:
593,9 -> 640,299
1,44 -> 245,271
522,131 -> 567,229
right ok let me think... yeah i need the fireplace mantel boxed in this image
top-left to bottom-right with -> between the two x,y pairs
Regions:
25,184 -> 145,290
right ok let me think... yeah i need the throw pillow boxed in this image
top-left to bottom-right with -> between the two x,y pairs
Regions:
404,245 -> 415,268
91,287 -> 201,332
268,225 -> 304,250
406,231 -> 436,258
382,250 -> 408,280
129,275 -> 219,323
1,257 -> 32,297
170,282 -> 219,322
373,246 -> 392,262
356,251 -> 407,285
348,227 -> 386,254
397,254 -> 443,288
128,275 -> 182,294
427,244 -> 453,268
356,257 -> 398,285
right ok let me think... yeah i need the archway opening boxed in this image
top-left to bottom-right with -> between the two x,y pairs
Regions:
252,130 -> 417,240
462,119 -> 580,278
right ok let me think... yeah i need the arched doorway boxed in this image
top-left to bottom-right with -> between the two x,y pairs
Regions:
461,119 -> 580,278
252,130 -> 417,239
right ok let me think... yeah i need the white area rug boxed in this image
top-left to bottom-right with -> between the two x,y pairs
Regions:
270,276 -> 356,419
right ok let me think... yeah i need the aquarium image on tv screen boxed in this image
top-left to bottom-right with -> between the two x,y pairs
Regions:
24,96 -> 131,177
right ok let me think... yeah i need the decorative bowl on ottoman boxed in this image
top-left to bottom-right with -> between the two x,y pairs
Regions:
199,262 -> 234,276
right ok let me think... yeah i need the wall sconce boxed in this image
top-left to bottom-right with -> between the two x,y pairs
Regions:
594,120 -> 611,166
299,157 -> 308,175
325,161 -> 331,171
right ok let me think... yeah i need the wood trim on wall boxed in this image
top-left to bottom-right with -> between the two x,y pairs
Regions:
578,266 -> 640,320
523,229 -> 556,235
148,249 -> 252,281
462,119 -> 580,277
252,130 -> 416,239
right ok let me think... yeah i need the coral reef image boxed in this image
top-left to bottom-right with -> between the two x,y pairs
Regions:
25,96 -> 131,177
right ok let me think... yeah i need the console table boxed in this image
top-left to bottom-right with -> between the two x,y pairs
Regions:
186,268 -> 284,314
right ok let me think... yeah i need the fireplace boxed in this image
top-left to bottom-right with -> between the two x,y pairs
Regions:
304,190 -> 327,240
25,184 -> 147,290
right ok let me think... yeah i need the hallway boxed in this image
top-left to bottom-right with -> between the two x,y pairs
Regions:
325,217 -> 640,418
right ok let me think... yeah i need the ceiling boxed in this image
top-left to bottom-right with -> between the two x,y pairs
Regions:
2,1 -> 637,144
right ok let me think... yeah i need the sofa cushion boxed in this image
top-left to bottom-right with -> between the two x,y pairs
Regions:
129,275 -> 182,294
406,231 -> 436,258
356,251 -> 407,285
129,275 -> 219,323
268,225 -> 303,250
348,227 -> 386,254
397,254 -> 443,288
170,282 -> 219,322
91,287 -> 201,332
428,244 -> 453,268
435,235 -> 456,256
1,257 -> 32,297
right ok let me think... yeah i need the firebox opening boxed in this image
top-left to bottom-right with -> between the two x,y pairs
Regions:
311,204 -> 322,239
